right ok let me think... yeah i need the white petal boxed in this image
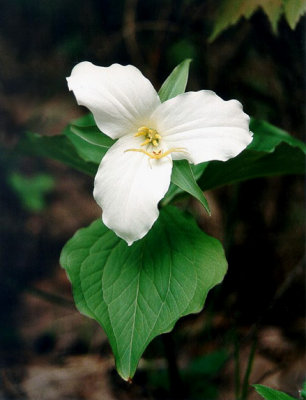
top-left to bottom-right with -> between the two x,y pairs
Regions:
93,136 -> 172,245
67,62 -> 160,139
152,91 -> 252,164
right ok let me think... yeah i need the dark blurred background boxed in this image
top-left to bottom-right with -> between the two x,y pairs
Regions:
0,1 -> 305,399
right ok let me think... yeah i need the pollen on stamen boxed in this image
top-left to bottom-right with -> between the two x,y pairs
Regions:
134,125 -> 162,148
140,138 -> 151,146
134,126 -> 148,137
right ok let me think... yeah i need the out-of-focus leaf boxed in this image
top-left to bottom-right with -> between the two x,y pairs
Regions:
283,0 -> 306,29
261,0 -> 284,31
209,0 -> 283,41
253,384 -> 298,400
300,382 -> 306,399
158,59 -> 192,103
184,350 -> 228,376
17,132 -> 97,176
8,172 -> 54,212
167,40 -> 197,67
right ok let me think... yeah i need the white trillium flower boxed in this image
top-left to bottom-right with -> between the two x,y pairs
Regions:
67,62 -> 253,245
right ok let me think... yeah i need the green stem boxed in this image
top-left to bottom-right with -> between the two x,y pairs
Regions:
241,334 -> 257,400
162,333 -> 185,399
234,331 -> 241,400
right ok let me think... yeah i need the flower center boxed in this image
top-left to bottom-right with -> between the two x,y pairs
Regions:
124,125 -> 188,161
134,126 -> 161,147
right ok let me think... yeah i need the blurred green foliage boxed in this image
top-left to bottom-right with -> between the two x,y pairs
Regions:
8,172 -> 54,212
210,0 -> 306,41
301,382 -> 306,400
148,350 -> 228,400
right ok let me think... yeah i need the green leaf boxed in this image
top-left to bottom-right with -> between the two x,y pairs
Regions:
209,0 -> 283,42
8,172 -> 54,212
249,119 -> 306,153
184,350 -> 228,377
253,384 -> 298,400
171,160 -> 210,214
60,206 -> 227,380
16,113 -> 114,175
198,119 -> 305,191
69,113 -> 115,149
163,163 -> 208,205
70,113 -> 96,127
260,0 -> 283,32
63,114 -> 114,165
64,128 -> 107,165
167,40 -> 197,67
70,124 -> 114,149
158,59 -> 210,208
301,382 -> 306,399
17,132 -> 97,176
158,59 -> 192,103
283,0 -> 306,29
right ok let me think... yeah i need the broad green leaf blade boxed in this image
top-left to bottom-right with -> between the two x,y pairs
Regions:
253,384 -> 298,400
158,59 -> 192,103
71,113 -> 96,127
60,206 -> 227,380
171,160 -> 210,214
283,0 -> 306,29
249,119 -> 306,153
199,143 -> 305,191
64,128 -> 106,164
198,119 -> 306,191
63,115 -> 114,165
69,113 -> 115,149
70,124 -> 114,148
17,113 -> 114,175
17,132 -> 97,176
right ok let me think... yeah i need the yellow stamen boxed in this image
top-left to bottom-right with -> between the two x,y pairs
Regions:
134,126 -> 149,137
138,126 -> 148,132
134,125 -> 162,147
140,138 -> 151,146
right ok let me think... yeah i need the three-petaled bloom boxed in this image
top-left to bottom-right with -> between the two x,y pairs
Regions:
67,62 -> 252,245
